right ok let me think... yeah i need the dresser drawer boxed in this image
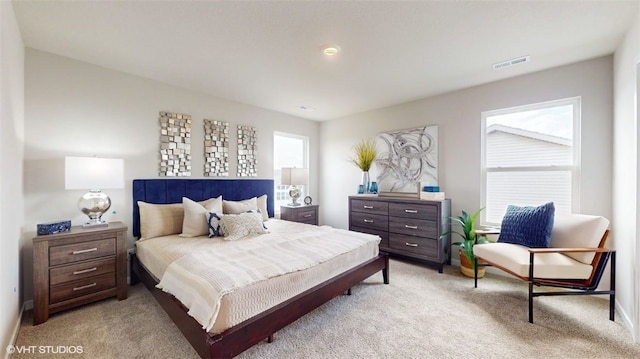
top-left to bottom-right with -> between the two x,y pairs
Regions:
389,202 -> 438,220
389,217 -> 438,238
49,238 -> 116,266
50,257 -> 116,286
49,272 -> 116,304
350,212 -> 388,232
351,199 -> 389,216
389,234 -> 439,260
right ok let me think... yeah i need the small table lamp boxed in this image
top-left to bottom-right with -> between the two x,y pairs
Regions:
65,156 -> 124,228
281,167 -> 308,206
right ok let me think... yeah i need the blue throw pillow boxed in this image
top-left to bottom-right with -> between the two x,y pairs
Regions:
208,212 -> 223,237
498,202 -> 555,248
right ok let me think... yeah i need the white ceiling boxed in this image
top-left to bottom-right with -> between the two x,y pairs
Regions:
12,0 -> 639,121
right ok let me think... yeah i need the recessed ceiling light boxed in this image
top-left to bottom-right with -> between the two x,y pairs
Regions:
299,105 -> 315,112
321,44 -> 341,56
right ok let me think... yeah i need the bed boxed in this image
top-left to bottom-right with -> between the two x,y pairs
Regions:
130,179 -> 389,358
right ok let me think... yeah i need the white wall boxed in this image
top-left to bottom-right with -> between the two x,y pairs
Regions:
22,49 -> 320,302
0,0 -> 25,354
320,56 -> 613,230
613,7 -> 640,342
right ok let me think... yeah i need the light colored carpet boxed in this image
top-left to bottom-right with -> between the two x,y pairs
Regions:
14,259 -> 640,358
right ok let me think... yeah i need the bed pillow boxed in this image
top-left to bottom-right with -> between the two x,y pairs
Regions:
138,201 -> 184,240
181,196 -> 223,237
207,212 -> 224,237
257,194 -> 269,221
220,211 -> 267,241
498,202 -> 555,248
223,197 -> 258,214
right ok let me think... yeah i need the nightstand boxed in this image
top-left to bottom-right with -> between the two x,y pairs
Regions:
280,204 -> 319,225
32,221 -> 128,325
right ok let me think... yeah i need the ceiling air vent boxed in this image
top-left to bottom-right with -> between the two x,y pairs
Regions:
493,56 -> 530,70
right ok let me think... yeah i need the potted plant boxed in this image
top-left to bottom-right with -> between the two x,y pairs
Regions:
443,208 -> 489,278
349,138 -> 377,192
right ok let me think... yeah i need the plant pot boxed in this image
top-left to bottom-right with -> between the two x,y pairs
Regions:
459,249 -> 485,278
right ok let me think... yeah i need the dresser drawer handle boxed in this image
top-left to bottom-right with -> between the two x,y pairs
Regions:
73,267 -> 97,275
404,225 -> 418,230
304,214 -> 312,218
363,219 -> 374,223
72,248 -> 98,255
73,283 -> 97,291
405,242 -> 419,247
405,209 -> 418,213
363,205 -> 374,209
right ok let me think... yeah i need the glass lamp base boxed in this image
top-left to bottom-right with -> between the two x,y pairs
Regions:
289,185 -> 302,206
79,189 -> 111,228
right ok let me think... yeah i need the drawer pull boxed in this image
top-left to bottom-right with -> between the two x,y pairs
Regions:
72,248 -> 98,255
404,225 -> 418,229
405,209 -> 418,213
405,242 -> 419,247
73,283 -> 97,291
363,205 -> 374,209
304,214 -> 312,218
73,267 -> 97,275
363,219 -> 374,223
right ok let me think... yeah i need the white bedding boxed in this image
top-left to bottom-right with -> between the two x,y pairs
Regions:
135,219 -> 381,334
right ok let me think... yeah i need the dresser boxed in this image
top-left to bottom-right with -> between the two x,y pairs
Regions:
280,204 -> 319,225
32,222 -> 128,325
349,196 -> 451,272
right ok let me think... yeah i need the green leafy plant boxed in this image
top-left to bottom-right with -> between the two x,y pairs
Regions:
443,208 -> 488,267
349,138 -> 377,171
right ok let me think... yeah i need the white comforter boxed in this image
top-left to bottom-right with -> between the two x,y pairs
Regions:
155,224 -> 380,331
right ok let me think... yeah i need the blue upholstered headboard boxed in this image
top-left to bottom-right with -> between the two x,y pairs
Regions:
132,178 -> 275,238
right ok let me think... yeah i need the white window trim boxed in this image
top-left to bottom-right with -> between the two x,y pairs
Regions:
480,97 -> 581,226
273,132 -> 310,213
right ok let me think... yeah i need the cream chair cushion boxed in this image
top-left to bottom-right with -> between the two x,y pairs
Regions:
473,243 -> 593,279
548,214 -> 609,264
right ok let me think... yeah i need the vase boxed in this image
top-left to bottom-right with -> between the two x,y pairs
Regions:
361,171 -> 370,194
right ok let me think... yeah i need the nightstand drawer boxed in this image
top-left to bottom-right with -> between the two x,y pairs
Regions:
50,257 -> 116,286
49,238 -> 116,266
389,234 -> 439,260
296,209 -> 317,222
50,272 -> 116,304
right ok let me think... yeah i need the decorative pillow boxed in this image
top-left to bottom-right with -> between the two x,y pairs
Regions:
207,212 -> 224,237
223,197 -> 258,214
180,196 -> 223,237
138,201 -> 184,240
257,194 -> 269,221
220,211 -> 267,241
498,202 -> 555,248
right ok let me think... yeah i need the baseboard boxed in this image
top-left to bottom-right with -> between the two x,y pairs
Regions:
3,302 -> 26,359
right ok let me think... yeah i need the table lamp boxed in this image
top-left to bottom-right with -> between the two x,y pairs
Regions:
281,167 -> 308,206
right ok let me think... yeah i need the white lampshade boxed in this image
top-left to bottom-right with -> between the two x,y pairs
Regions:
65,156 -> 124,190
281,168 -> 308,186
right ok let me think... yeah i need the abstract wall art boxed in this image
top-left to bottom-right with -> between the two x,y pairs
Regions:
204,119 -> 229,177
159,111 -> 191,177
375,125 -> 438,195
237,125 -> 257,177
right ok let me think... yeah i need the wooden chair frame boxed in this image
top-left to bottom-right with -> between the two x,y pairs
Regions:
473,230 -> 615,323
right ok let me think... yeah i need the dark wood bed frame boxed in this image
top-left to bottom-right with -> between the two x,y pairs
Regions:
131,179 -> 390,358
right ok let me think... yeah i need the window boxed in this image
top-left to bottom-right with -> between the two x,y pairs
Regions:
274,132 -> 309,209
481,97 -> 580,224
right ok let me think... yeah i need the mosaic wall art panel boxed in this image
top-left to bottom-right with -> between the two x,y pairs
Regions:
203,119 -> 229,177
237,125 -> 257,177
159,111 -> 191,177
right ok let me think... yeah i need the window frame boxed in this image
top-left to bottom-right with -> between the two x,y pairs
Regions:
273,131 -> 309,210
480,97 -> 581,226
